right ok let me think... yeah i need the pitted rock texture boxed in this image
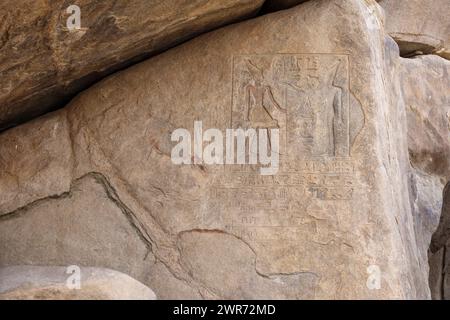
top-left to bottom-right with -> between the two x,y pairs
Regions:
0,0 -> 435,299
401,56 -> 450,182
0,0 -> 264,131
378,0 -> 450,59
0,266 -> 156,300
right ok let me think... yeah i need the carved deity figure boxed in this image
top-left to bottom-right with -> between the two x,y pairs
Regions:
286,61 -> 346,158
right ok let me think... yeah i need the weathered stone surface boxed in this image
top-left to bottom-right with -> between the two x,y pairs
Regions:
381,35 -> 432,298
0,0 -> 264,131
399,54 -> 450,297
0,266 -> 156,300
378,0 -> 450,59
0,171 -> 199,299
428,182 -> 450,299
0,0 -> 431,299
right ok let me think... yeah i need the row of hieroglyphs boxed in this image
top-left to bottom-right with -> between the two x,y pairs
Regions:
200,54 -> 363,239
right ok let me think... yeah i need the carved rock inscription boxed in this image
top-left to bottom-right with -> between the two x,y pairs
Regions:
203,54 -> 363,248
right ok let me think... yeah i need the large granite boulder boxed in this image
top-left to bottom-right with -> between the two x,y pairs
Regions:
0,0 -> 433,299
378,0 -> 450,59
0,0 -> 264,131
0,266 -> 156,300
399,54 -> 450,295
263,0 -> 309,12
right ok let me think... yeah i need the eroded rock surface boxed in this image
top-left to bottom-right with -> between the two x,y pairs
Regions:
0,0 -> 264,130
379,0 -> 450,59
0,0 -> 434,299
0,266 -> 156,300
399,54 -> 450,291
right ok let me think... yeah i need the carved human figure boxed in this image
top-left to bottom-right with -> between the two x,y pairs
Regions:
286,61 -> 346,158
243,59 -> 286,152
244,60 -> 286,129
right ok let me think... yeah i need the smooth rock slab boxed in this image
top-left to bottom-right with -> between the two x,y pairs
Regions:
0,0 -> 264,130
0,266 -> 156,300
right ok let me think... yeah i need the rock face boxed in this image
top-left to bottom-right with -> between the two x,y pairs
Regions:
0,266 -> 156,300
0,0 -> 432,299
399,54 -> 450,295
379,0 -> 450,59
0,0 -> 264,131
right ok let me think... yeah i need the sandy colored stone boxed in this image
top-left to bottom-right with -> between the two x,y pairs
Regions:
408,168 -> 444,286
0,266 -> 156,300
0,0 -> 264,130
428,246 -> 444,300
445,242 -> 450,300
401,55 -> 450,181
378,0 -> 450,59
0,0 -> 432,299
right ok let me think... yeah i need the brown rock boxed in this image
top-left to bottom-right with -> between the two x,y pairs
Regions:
0,171 -> 199,299
0,0 -> 264,130
430,182 -> 450,254
378,0 -> 450,59
0,266 -> 156,300
401,55 -> 450,181
0,0 -> 431,299
428,246 -> 444,300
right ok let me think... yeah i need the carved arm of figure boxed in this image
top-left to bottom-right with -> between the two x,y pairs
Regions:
262,86 -> 286,118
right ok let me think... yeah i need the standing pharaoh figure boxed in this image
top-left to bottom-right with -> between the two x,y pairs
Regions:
286,59 -> 347,158
243,59 -> 286,151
